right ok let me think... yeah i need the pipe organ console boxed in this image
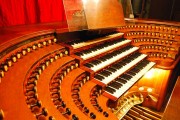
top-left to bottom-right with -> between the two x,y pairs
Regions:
0,18 -> 179,120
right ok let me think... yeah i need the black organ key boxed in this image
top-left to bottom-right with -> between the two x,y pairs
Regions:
98,72 -> 109,77
125,73 -> 133,79
117,60 -> 128,65
111,64 -> 122,69
141,60 -> 150,66
116,77 -> 127,84
135,63 -> 146,69
105,86 -> 116,94
91,60 -> 101,65
104,70 -> 112,75
108,82 -> 122,89
124,58 -> 132,63
128,53 -> 140,60
130,67 -> 140,73
114,81 -> 123,87
83,50 -> 91,54
94,74 -> 105,81
106,67 -> 117,72
142,59 -> 149,64
125,45 -> 132,50
126,71 -> 136,76
120,74 -> 132,80
104,54 -> 111,58
133,52 -> 141,57
84,63 -> 94,68
98,57 -> 107,62
98,70 -> 111,77
75,52 -> 83,56
115,62 -> 124,67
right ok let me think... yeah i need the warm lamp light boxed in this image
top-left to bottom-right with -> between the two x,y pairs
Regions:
94,0 -> 99,4
144,68 -> 154,79
147,88 -> 153,93
138,86 -> 144,91
82,0 -> 87,4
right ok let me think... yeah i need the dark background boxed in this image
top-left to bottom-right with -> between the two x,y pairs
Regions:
132,0 -> 180,21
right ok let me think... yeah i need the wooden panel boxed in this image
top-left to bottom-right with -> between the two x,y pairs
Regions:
129,68 -> 172,110
162,76 -> 180,120
0,22 -> 68,52
84,0 -> 125,29
0,44 -> 64,120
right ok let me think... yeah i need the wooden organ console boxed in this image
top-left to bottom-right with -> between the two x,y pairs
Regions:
0,18 -> 179,120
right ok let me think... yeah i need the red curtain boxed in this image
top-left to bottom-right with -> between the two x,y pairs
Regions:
0,0 -> 66,27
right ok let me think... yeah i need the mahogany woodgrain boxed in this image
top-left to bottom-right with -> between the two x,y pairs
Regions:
162,76 -> 180,120
36,56 -> 75,120
60,68 -> 89,119
130,68 -> 172,110
0,44 -> 63,120
0,22 -> 68,52
80,80 -> 117,119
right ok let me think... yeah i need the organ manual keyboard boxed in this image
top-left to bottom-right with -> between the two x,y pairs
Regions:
0,1 -> 180,120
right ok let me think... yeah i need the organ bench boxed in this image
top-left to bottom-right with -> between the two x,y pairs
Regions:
0,19 -> 180,120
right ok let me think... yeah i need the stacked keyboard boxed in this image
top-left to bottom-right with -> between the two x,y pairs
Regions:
70,36 -> 156,101
103,59 -> 155,100
84,46 -> 139,72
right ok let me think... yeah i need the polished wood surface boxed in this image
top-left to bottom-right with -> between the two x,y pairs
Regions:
0,22 -> 67,52
162,76 -> 180,120
84,0 -> 125,29
0,44 -> 64,120
63,0 -> 125,31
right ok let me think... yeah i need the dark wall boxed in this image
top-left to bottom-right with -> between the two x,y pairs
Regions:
149,0 -> 180,21
149,0 -> 172,20
130,0 -> 180,21
171,0 -> 180,21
